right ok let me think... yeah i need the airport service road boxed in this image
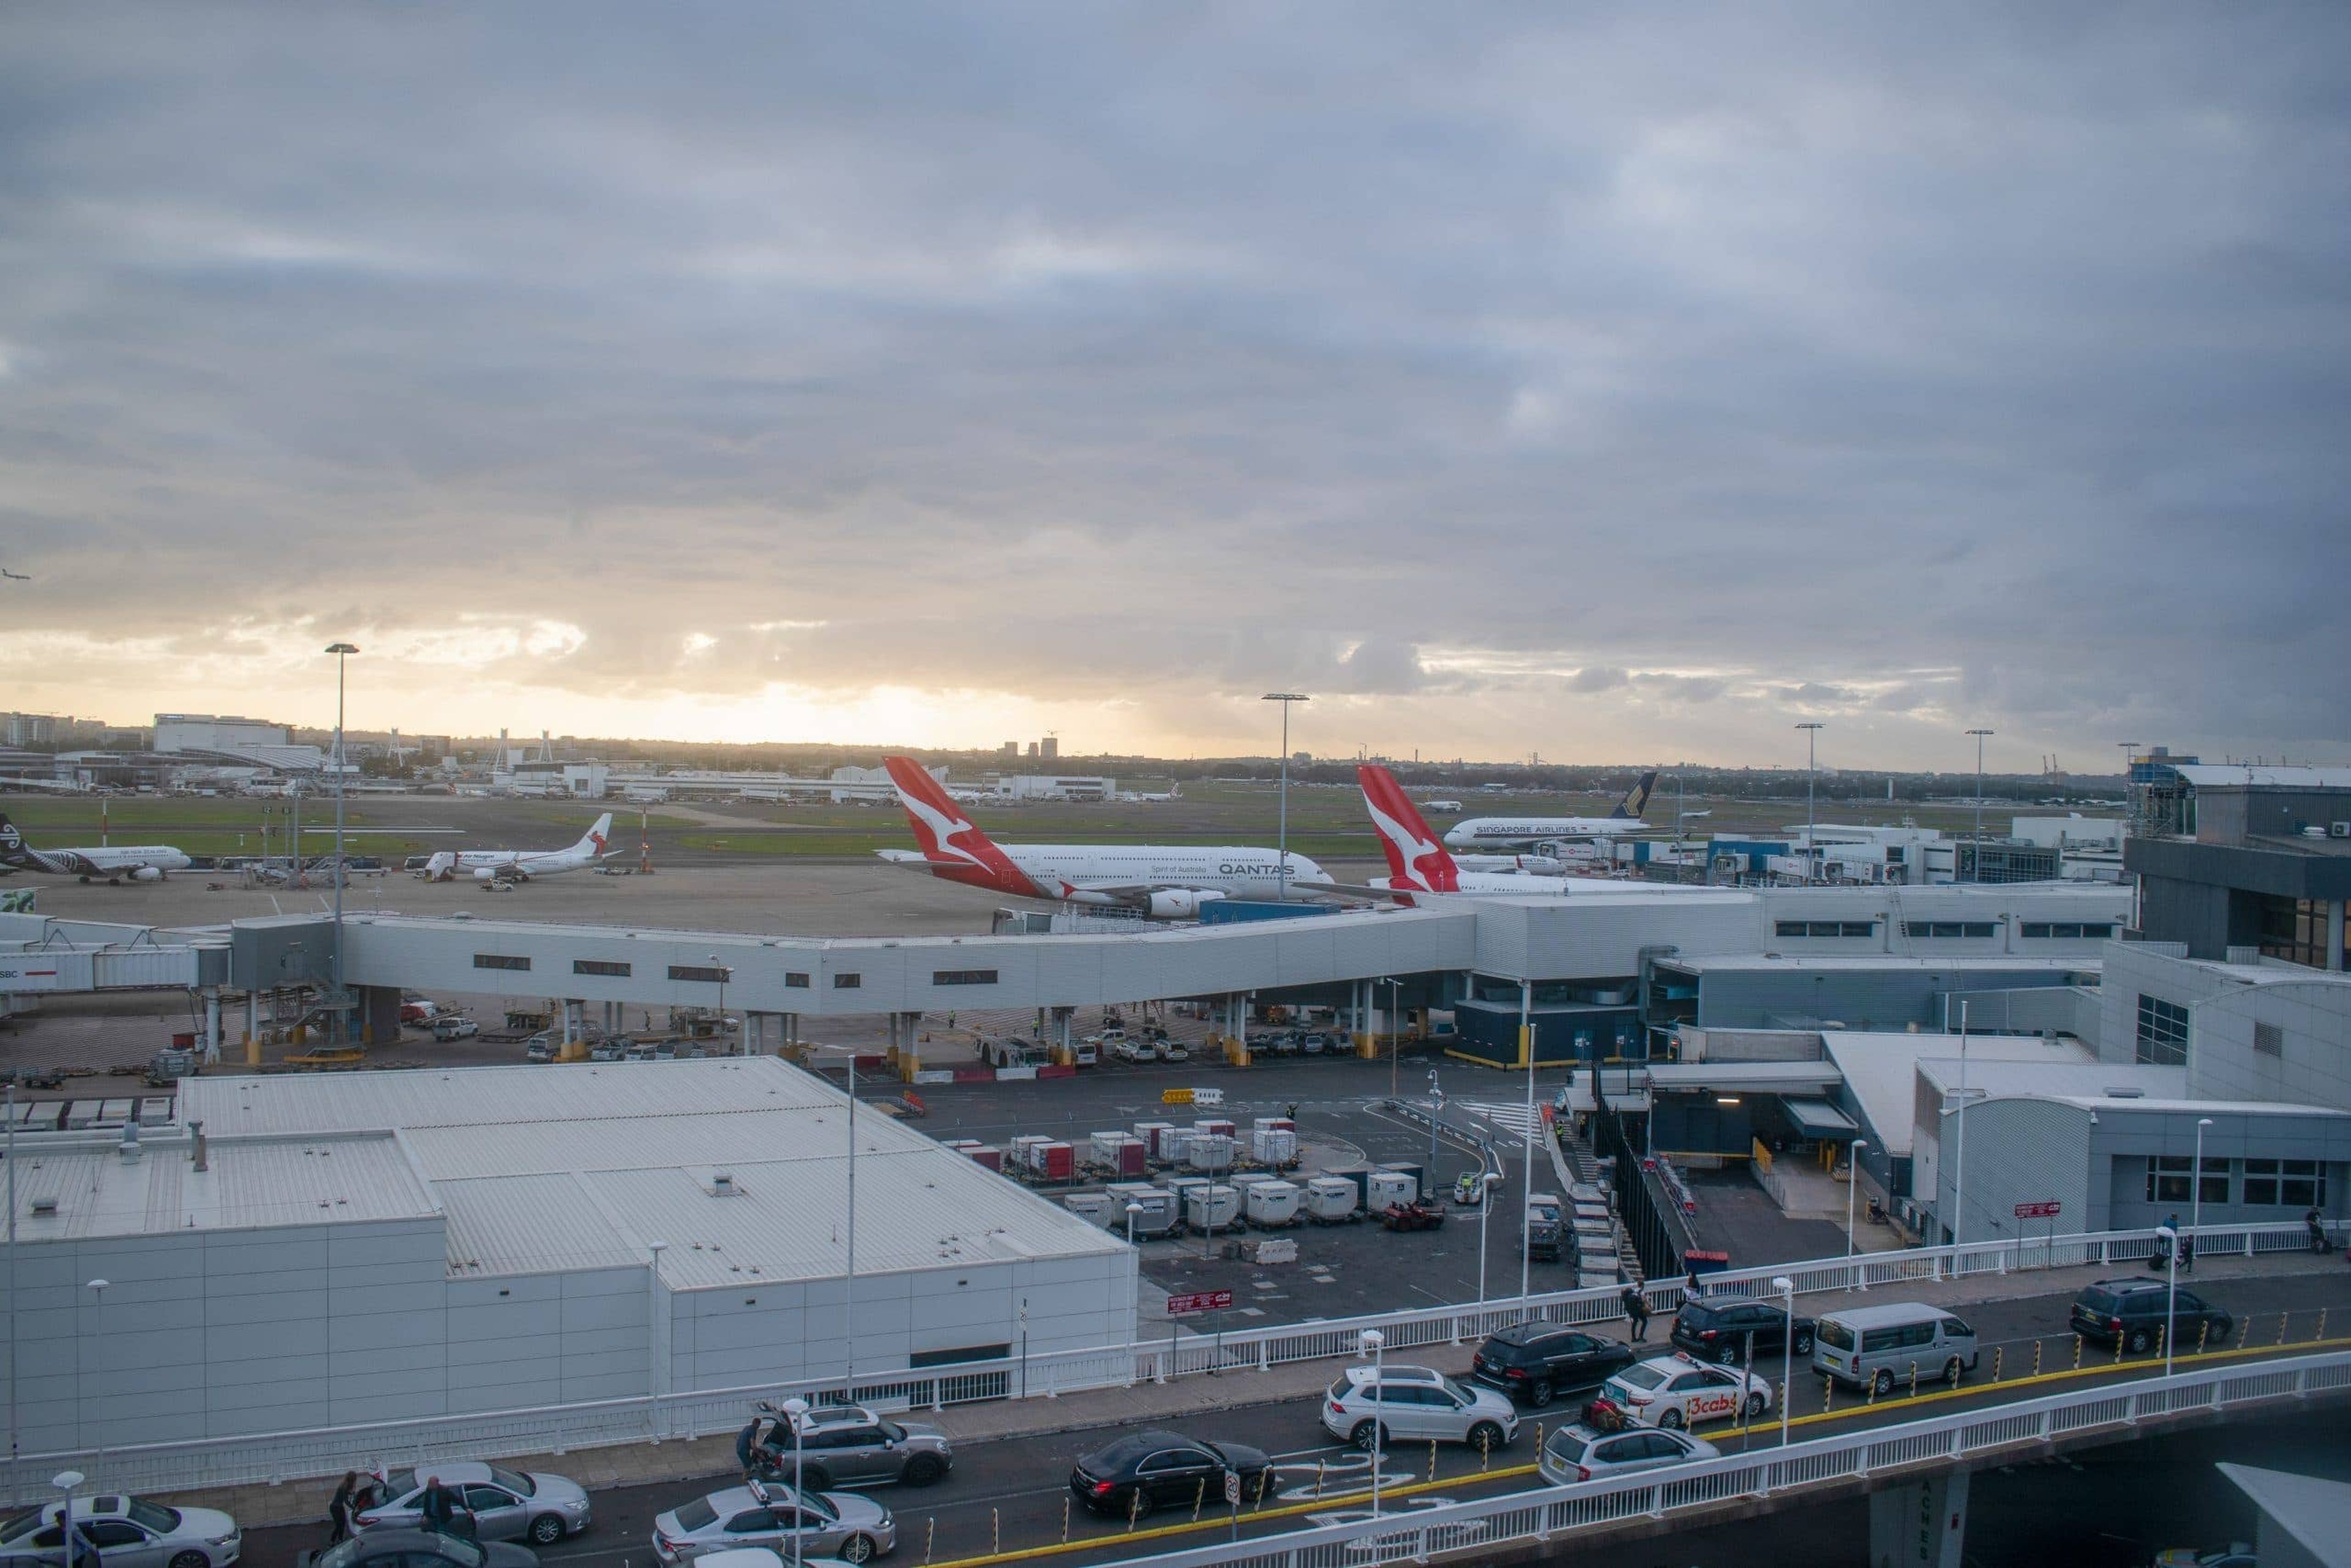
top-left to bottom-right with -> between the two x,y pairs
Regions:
230,1272 -> 2351,1568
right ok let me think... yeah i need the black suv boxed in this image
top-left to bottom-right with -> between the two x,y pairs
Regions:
2069,1278 -> 2234,1353
1669,1297 -> 1816,1365
1470,1324 -> 1637,1408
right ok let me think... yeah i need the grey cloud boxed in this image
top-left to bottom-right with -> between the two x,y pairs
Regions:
1,3 -> 2345,760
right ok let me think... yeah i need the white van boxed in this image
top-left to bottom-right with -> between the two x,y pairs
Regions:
1812,1302 -> 1980,1394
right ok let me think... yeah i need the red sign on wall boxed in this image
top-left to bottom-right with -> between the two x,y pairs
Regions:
2014,1201 -> 2062,1220
1166,1290 -> 1235,1317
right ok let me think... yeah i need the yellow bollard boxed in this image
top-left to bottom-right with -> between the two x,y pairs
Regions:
1991,1346 -> 2003,1383
1428,1439 -> 1438,1482
2317,1308 -> 2328,1342
2114,1333 -> 2124,1365
1909,1364 -> 1919,1400
1824,1373 -> 1835,1414
992,1509 -> 1000,1555
2074,1335 -> 2083,1371
1062,1496 -> 1071,1544
2278,1312 -> 2290,1346
1192,1477 -> 1205,1523
924,1518 -> 935,1564
2156,1322 -> 2166,1360
1128,1490 -> 1141,1532
2031,1341 -> 2042,1379
1314,1460 -> 1324,1499
1480,1429 -> 1491,1472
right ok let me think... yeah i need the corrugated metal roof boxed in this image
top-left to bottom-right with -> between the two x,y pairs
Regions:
12,1133 -> 438,1240
402,1109 -> 891,1180
439,1172 -> 642,1277
1820,1031 -> 2094,1155
2172,764 -> 2351,789
1663,954 -> 2099,972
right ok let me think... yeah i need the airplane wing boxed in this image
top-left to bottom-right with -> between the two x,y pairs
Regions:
1049,879 -> 1214,898
1291,879 -> 1409,901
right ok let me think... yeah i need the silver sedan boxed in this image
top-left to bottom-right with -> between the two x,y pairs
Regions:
354,1463 -> 591,1546
653,1484 -> 894,1566
0,1495 -> 242,1568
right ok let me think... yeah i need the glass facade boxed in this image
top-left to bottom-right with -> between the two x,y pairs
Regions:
2254,895 -> 2349,972
2135,994 -> 2191,1066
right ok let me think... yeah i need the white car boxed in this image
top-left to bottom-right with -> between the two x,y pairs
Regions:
1320,1364 -> 1519,1452
1,1495 -> 242,1568
1586,1352 -> 1771,1431
353,1463 -> 592,1545
1539,1423 -> 1719,1485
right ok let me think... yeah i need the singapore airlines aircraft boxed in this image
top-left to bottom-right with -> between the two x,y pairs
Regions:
1441,771 -> 1660,850
418,813 -> 614,884
0,813 -> 191,883
876,756 -> 1325,918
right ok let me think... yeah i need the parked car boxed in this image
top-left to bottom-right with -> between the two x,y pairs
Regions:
739,1403 -> 953,1490
1670,1297 -> 1815,1365
524,1039 -> 556,1063
298,1530 -> 535,1568
1069,1430 -> 1272,1519
1470,1323 -> 1638,1408
1813,1302 -> 1980,1393
1538,1423 -> 1719,1485
1584,1353 -> 1771,1431
651,1482 -> 893,1566
354,1463 -> 591,1546
1321,1364 -> 1518,1452
1,1493 -> 242,1568
432,1016 -> 480,1041
2069,1278 -> 2235,1354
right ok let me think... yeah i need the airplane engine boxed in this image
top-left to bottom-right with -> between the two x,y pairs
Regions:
473,866 -> 503,883
1147,888 -> 1226,920
129,866 -> 163,882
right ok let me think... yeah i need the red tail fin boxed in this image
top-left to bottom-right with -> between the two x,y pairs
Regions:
1357,765 -> 1459,893
883,758 -> 1033,894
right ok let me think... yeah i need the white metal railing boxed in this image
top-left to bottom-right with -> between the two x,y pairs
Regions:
1089,1350 -> 2351,1568
6,1220 -> 2329,1507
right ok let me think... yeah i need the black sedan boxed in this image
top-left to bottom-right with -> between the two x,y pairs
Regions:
1071,1430 -> 1273,1519
299,1531 -> 538,1568
1470,1324 -> 1638,1408
1669,1298 -> 1815,1365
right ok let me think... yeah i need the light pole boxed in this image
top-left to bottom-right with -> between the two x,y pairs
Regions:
1846,1140 -> 1869,1262
1357,1329 -> 1384,1516
779,1397 -> 809,1568
1125,1201 -> 1144,1248
798,1044 -> 863,1387
646,1241 -> 667,1435
324,642 -> 358,1035
1474,1172 -> 1503,1308
1426,1069 -> 1444,1176
1381,977 -> 1403,1098
84,1280 -> 107,1480
1966,729 -> 1994,882
1951,1000 -> 1971,1250
1261,694 -> 1310,901
1795,723 -> 1825,883
2173,1116 -> 2214,1376
53,1472 -> 83,1568
707,954 -> 733,1052
1518,979 -> 1535,1307
1771,1276 -> 1795,1446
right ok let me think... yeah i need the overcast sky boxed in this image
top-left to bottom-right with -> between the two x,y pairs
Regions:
3,4 -> 2345,768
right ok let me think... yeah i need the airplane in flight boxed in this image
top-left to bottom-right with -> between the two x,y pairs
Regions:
876,756 -> 1324,918
417,813 -> 615,885
1311,767 -> 1710,906
1441,771 -> 1661,850
0,812 -> 191,883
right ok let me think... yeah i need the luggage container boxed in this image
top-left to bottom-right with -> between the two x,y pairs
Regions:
1251,1128 -> 1297,1166
1228,1171 -> 1275,1196
1160,1127 -> 1197,1166
1038,1141 -> 1075,1182
1011,1134 -> 1052,1168
1089,1131 -> 1128,1166
1134,1121 -> 1175,1160
967,1145 -> 1004,1172
1251,1116 -> 1297,1134
1063,1191 -> 1116,1226
1304,1176 -> 1361,1223
1162,1174 -> 1210,1217
1105,1185 -> 1180,1239
1188,1133 -> 1235,1172
1245,1179 -> 1302,1228
1194,1118 -> 1237,1140
1183,1184 -> 1240,1231
1378,1161 -> 1425,1199
1367,1169 -> 1417,1210
1113,1137 -> 1149,1177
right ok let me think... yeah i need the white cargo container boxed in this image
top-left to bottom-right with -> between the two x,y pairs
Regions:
1183,1183 -> 1240,1231
1187,1133 -> 1235,1172
1133,1122 -> 1175,1159
1304,1177 -> 1360,1223
1160,1127 -> 1196,1166
1089,1131 -> 1128,1165
1245,1179 -> 1302,1228
1062,1191 -> 1116,1227
1103,1185 -> 1180,1238
1366,1169 -> 1417,1210
1250,1128 -> 1297,1166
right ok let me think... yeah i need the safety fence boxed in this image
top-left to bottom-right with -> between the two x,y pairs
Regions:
7,1219 -> 2329,1507
1082,1349 -> 2351,1568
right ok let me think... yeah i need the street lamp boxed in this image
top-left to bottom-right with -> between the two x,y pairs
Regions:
1794,723 -> 1825,883
1950,1000 -> 1972,1250
797,1045 -> 863,1389
1966,729 -> 1995,882
2173,1116 -> 2215,1376
84,1280 -> 107,1479
707,954 -> 734,1052
324,642 -> 358,1035
1380,977 -> 1403,1098
1426,1069 -> 1444,1175
1771,1276 -> 1795,1446
52,1472 -> 83,1568
1261,694 -> 1310,901
1846,1140 -> 1870,1264
646,1241 -> 667,1435
1473,1172 -> 1504,1309
1518,980 -> 1536,1307
1125,1201 -> 1144,1248
1357,1329 -> 1384,1517
779,1397 -> 809,1568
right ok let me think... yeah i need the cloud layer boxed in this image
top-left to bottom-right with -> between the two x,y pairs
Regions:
3,3 -> 2345,765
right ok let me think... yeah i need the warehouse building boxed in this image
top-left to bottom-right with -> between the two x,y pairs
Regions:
3,1059 -> 1134,1452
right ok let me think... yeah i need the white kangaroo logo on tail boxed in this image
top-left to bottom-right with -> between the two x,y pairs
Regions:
903,792 -> 991,871
1366,800 -> 1442,891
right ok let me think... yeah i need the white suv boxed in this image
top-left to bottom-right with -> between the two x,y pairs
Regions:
1320,1365 -> 1518,1452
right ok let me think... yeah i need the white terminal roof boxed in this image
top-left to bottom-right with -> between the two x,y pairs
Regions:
1820,1032 -> 2094,1156
179,1058 -> 1128,1289
1660,954 -> 2101,973
2170,764 -> 2351,790
1917,1057 -> 2186,1103
10,1132 -> 437,1241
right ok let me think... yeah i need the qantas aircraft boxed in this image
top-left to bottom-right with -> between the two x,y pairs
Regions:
0,812 -> 191,883
1441,771 -> 1659,850
1311,767 -> 1706,906
876,756 -> 1325,918
418,813 -> 615,884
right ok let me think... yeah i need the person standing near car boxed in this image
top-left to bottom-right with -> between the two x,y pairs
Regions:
417,1477 -> 472,1540
2309,1206 -> 2330,1253
327,1472 -> 359,1545
1621,1282 -> 1651,1341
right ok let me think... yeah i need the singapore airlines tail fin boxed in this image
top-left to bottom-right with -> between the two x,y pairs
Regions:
1357,765 -> 1460,894
882,757 -> 1030,892
1610,771 -> 1659,820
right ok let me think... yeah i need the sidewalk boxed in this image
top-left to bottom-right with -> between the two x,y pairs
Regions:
163,1247 -> 2350,1531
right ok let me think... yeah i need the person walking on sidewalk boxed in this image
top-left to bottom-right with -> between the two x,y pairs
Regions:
1621,1282 -> 1651,1341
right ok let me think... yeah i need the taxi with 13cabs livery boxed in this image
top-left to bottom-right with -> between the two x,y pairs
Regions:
1581,1351 -> 1772,1431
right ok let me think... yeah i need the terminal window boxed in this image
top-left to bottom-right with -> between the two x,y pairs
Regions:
1775,920 -> 1878,938
2146,1155 -> 2192,1204
1902,921 -> 1997,939
784,972 -> 810,988
2243,1158 -> 2325,1207
834,973 -> 861,989
473,954 -> 531,972
2021,922 -> 2117,939
668,964 -> 730,983
574,959 -> 631,977
932,969 -> 1000,986
2135,994 -> 2191,1066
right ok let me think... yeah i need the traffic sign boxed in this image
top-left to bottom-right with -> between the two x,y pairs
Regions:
2014,1201 -> 2061,1220
1166,1289 -> 1234,1317
1223,1471 -> 1241,1504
